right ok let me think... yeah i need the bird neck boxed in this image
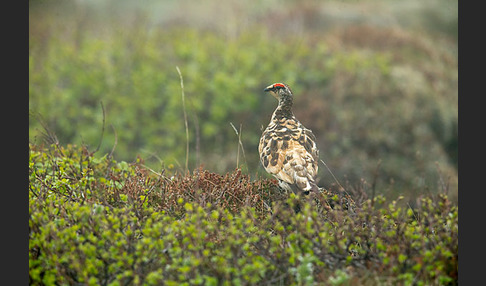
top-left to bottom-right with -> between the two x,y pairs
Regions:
273,97 -> 293,120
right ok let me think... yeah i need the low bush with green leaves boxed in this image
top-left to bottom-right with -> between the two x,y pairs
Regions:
29,144 -> 457,285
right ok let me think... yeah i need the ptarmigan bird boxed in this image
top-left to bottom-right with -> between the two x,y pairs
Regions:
259,83 -> 320,195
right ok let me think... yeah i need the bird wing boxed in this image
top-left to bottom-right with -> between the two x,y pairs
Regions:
259,119 -> 319,191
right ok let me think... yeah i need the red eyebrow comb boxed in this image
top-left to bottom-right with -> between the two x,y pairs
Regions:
273,83 -> 286,88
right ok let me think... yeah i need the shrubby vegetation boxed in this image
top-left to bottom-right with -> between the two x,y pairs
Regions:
29,144 -> 457,285
29,0 -> 458,201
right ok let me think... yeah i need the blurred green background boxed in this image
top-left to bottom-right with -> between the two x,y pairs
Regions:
29,0 -> 458,201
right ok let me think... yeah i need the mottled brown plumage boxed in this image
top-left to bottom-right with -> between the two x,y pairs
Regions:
259,83 -> 319,195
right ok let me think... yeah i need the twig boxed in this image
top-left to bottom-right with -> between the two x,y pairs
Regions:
193,113 -> 201,189
176,66 -> 189,172
230,123 -> 240,168
140,149 -> 165,168
141,164 -> 168,180
435,162 -> 450,195
320,158 -> 345,192
94,101 -> 106,154
371,159 -> 381,208
108,124 -> 118,160
230,122 -> 247,172
191,111 -> 200,168
238,123 -> 246,169
31,111 -> 59,146
407,202 -> 419,221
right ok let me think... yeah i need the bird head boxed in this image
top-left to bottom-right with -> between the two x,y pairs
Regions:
263,83 -> 293,101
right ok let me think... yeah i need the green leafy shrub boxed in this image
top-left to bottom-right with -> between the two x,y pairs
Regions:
29,144 -> 457,285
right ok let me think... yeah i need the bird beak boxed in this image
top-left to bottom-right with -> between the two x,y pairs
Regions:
264,84 -> 280,99
263,84 -> 273,92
